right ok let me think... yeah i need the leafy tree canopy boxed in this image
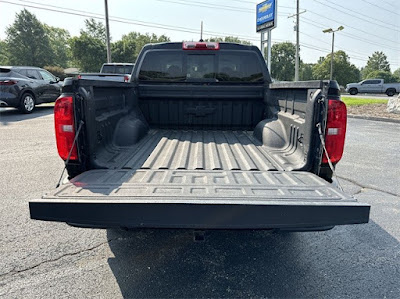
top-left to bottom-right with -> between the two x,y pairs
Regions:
299,62 -> 314,81
111,32 -> 170,63
44,25 -> 71,68
270,42 -> 296,81
392,68 -> 400,81
82,18 -> 107,43
0,40 -> 9,65
362,51 -> 391,78
69,34 -> 106,72
68,18 -> 108,72
207,36 -> 251,45
5,9 -> 53,67
365,70 -> 399,83
312,50 -> 360,86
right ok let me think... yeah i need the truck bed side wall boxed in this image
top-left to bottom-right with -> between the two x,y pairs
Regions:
259,83 -> 324,171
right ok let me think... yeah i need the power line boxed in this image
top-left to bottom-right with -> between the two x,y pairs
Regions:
154,0 -> 254,13
305,11 -> 399,47
2,0 -> 398,67
166,0 -> 296,10
302,16 -> 400,53
360,0 -> 400,16
154,0 -> 292,16
1,0 -> 261,41
312,0 -> 400,32
215,0 -> 296,10
299,31 -> 369,61
156,0 -> 399,49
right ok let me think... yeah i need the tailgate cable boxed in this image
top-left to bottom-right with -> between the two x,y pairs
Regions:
316,123 -> 344,191
56,120 -> 85,188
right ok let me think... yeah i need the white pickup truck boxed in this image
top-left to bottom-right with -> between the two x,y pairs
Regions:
346,79 -> 400,96
78,63 -> 134,82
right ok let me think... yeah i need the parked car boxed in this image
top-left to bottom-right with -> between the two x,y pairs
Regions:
0,66 -> 61,113
345,79 -> 400,96
78,63 -> 134,82
30,42 -> 370,231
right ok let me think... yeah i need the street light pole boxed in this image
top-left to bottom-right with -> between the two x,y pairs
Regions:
323,26 -> 344,80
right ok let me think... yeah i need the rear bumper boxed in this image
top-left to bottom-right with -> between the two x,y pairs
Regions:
29,198 -> 370,230
0,91 -> 19,107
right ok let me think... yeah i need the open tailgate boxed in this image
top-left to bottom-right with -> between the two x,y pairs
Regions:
29,169 -> 370,229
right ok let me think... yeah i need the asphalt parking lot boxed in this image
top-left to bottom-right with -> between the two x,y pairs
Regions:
0,107 -> 399,298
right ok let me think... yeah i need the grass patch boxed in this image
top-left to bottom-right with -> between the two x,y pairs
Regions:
341,97 -> 388,106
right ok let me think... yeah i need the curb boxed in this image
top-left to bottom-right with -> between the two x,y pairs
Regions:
348,114 -> 400,124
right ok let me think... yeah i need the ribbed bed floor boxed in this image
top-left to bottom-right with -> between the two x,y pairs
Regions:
110,130 -> 279,171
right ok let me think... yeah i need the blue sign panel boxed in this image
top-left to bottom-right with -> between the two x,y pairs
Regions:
256,0 -> 277,32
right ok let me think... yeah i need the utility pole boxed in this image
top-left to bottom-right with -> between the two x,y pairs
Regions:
323,26 -> 344,80
295,0 -> 299,81
104,0 -> 112,63
288,3 -> 306,81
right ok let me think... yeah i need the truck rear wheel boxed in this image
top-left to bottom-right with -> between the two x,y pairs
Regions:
386,89 -> 396,97
349,88 -> 358,95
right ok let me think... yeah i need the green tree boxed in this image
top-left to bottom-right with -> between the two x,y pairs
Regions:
83,18 -> 107,42
207,36 -> 251,45
113,32 -> 169,61
365,70 -> 398,83
362,51 -> 391,78
111,39 -> 137,63
0,40 -> 9,65
312,50 -> 360,86
44,25 -> 71,68
5,9 -> 53,67
270,42 -> 296,81
393,68 -> 400,81
69,19 -> 107,72
299,62 -> 314,81
69,34 -> 106,72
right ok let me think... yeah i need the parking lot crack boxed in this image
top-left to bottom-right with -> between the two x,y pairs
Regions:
0,237 -> 118,280
338,175 -> 400,197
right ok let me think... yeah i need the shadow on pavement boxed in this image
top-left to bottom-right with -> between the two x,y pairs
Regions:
107,221 -> 399,298
0,106 -> 54,125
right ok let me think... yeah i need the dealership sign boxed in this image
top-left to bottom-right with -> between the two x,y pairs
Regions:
256,0 -> 277,32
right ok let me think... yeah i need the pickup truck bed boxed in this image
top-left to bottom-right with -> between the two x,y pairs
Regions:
29,42 -> 370,230
31,126 -> 369,229
99,129 -> 278,171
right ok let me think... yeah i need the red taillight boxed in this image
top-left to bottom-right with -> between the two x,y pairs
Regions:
124,75 -> 129,82
77,75 -> 82,79
182,41 -> 220,50
54,96 -> 78,161
0,80 -> 18,85
322,99 -> 347,164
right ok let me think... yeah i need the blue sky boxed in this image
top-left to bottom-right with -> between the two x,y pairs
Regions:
1,0 -> 399,70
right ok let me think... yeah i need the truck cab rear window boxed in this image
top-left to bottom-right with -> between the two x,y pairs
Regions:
138,51 -> 263,83
102,65 -> 133,74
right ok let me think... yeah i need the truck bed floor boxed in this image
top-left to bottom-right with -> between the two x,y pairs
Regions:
100,130 -> 280,171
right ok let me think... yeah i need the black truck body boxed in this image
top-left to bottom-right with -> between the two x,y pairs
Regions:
29,42 -> 370,230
